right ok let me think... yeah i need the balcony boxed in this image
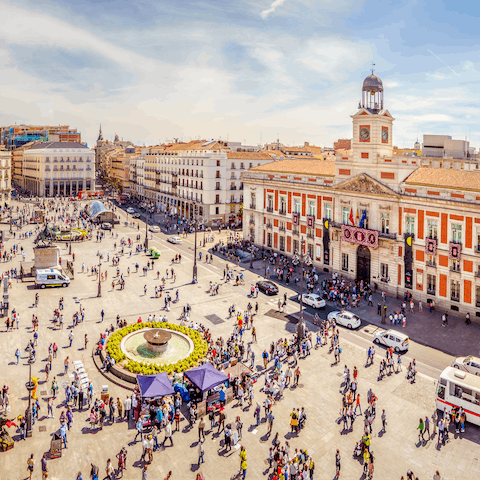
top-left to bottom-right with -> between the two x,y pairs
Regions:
279,225 -> 286,231
426,261 -> 437,268
215,186 -> 222,190
307,232 -> 315,239
215,175 -> 221,179
477,245 -> 480,253
450,267 -> 461,274
240,166 -> 245,170
451,295 -> 460,302
378,232 -> 397,240
292,227 -> 299,235
475,271 -> 480,278
476,301 -> 480,308
171,181 -> 177,187
427,288 -> 436,296
249,219 -> 255,225
230,186 -> 237,190
266,222 -> 273,228
279,245 -> 285,252
266,206 -> 274,213
215,200 -> 221,204
279,208 -> 286,215
250,203 -> 256,210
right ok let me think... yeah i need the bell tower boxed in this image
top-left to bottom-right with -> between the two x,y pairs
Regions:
351,65 -> 394,164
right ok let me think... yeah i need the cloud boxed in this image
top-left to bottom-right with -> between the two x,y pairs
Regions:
260,0 -> 287,19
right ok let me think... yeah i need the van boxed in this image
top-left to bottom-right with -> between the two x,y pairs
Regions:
35,269 -> 70,289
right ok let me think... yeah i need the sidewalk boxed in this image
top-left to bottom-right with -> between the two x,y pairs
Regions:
237,257 -> 479,358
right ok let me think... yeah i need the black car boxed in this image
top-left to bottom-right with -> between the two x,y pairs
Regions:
256,281 -> 279,295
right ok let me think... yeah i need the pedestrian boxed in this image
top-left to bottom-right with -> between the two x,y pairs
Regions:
198,416 -> 205,441
335,449 -> 341,478
381,409 -> 386,432
198,439 -> 205,465
417,417 -> 425,441
15,348 -> 20,365
27,453 -> 35,480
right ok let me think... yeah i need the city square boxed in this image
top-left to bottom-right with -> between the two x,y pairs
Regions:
0,198 -> 478,480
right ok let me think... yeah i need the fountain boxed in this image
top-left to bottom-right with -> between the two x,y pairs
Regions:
143,328 -> 172,354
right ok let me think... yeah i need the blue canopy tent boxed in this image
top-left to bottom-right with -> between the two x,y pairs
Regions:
184,363 -> 229,392
137,373 -> 174,399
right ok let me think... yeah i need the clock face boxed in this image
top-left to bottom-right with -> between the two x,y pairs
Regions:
359,127 -> 370,141
382,128 -> 388,142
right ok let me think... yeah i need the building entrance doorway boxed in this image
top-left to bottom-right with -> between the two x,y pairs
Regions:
356,245 -> 371,283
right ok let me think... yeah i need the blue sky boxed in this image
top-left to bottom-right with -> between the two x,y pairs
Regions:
0,0 -> 479,149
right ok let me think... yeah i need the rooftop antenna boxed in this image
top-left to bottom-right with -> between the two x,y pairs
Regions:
371,62 -> 375,75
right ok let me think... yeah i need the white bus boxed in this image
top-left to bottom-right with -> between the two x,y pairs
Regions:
436,366 -> 480,426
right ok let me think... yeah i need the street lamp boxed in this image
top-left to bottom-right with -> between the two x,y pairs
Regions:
97,253 -> 102,297
25,353 -> 35,438
193,203 -> 198,283
144,203 -> 149,249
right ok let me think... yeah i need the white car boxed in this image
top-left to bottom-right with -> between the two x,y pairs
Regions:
149,225 -> 161,232
327,310 -> 361,329
451,356 -> 480,376
299,293 -> 326,309
167,236 -> 183,244
373,329 -> 409,352
126,207 -> 135,214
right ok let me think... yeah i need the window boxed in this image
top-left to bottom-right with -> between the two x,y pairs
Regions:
294,198 -> 301,213
342,207 -> 350,225
268,196 -> 274,211
267,233 -> 272,247
249,163 -> 252,168
451,280 -> 460,301
428,220 -> 437,239
216,171 -> 220,178
476,286 -> 480,307
251,193 -> 256,208
240,163 -> 244,169
381,213 -> 390,234
324,203 -> 332,220
215,207 -> 219,214
308,201 -> 315,216
215,194 -> 220,204
280,196 -> 286,213
231,162 -> 235,169
216,182 -> 220,190
452,224 -> 462,243
406,216 -> 415,234
216,160 -> 220,166
279,236 -> 285,251
427,255 -> 436,267
381,263 -> 389,280
451,259 -> 461,272
342,253 -> 348,271
307,243 -> 314,259
293,239 -> 299,254
316,245 -> 321,261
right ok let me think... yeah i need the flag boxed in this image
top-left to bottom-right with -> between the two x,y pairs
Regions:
360,210 -> 367,228
349,208 -> 354,225
355,209 -> 359,226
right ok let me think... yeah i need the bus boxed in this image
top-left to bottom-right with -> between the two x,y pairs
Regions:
118,193 -> 128,205
78,190 -> 104,200
436,366 -> 480,426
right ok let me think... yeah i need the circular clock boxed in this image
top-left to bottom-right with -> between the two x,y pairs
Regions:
382,128 -> 388,142
360,127 -> 370,141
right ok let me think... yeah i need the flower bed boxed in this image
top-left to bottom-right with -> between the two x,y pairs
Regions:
106,322 -> 208,376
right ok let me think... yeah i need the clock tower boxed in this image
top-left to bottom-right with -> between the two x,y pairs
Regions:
351,68 -> 394,164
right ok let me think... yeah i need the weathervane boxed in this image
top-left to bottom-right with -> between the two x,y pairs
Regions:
371,62 -> 375,75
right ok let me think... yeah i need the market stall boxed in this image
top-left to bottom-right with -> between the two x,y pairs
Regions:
184,363 -> 229,416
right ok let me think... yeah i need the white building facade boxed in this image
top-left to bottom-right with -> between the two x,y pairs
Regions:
23,142 -> 95,196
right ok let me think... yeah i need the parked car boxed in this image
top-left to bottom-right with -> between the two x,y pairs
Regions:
126,207 -> 135,214
101,222 -> 112,230
451,356 -> 480,376
149,225 -> 161,232
256,281 -> 279,296
373,329 -> 409,352
167,236 -> 183,244
299,293 -> 326,309
132,213 -> 140,219
327,310 -> 361,329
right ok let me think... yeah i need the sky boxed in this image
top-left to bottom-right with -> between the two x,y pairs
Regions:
0,0 -> 480,149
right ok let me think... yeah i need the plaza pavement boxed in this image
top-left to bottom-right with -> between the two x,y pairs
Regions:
0,203 -> 477,479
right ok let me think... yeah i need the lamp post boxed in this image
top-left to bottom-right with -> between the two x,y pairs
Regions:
97,253 -> 102,297
192,204 -> 198,283
144,203 -> 149,249
25,353 -> 35,438
249,234 -> 254,269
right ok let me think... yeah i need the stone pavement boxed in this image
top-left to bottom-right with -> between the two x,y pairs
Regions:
0,200 -> 477,479
240,257 -> 480,358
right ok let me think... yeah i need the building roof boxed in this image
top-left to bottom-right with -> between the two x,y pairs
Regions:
227,151 -> 272,160
404,166 -> 480,191
28,141 -> 89,151
280,146 -> 311,153
249,159 -> 335,176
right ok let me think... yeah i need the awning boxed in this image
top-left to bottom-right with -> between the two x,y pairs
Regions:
184,362 -> 228,392
137,373 -> 174,399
